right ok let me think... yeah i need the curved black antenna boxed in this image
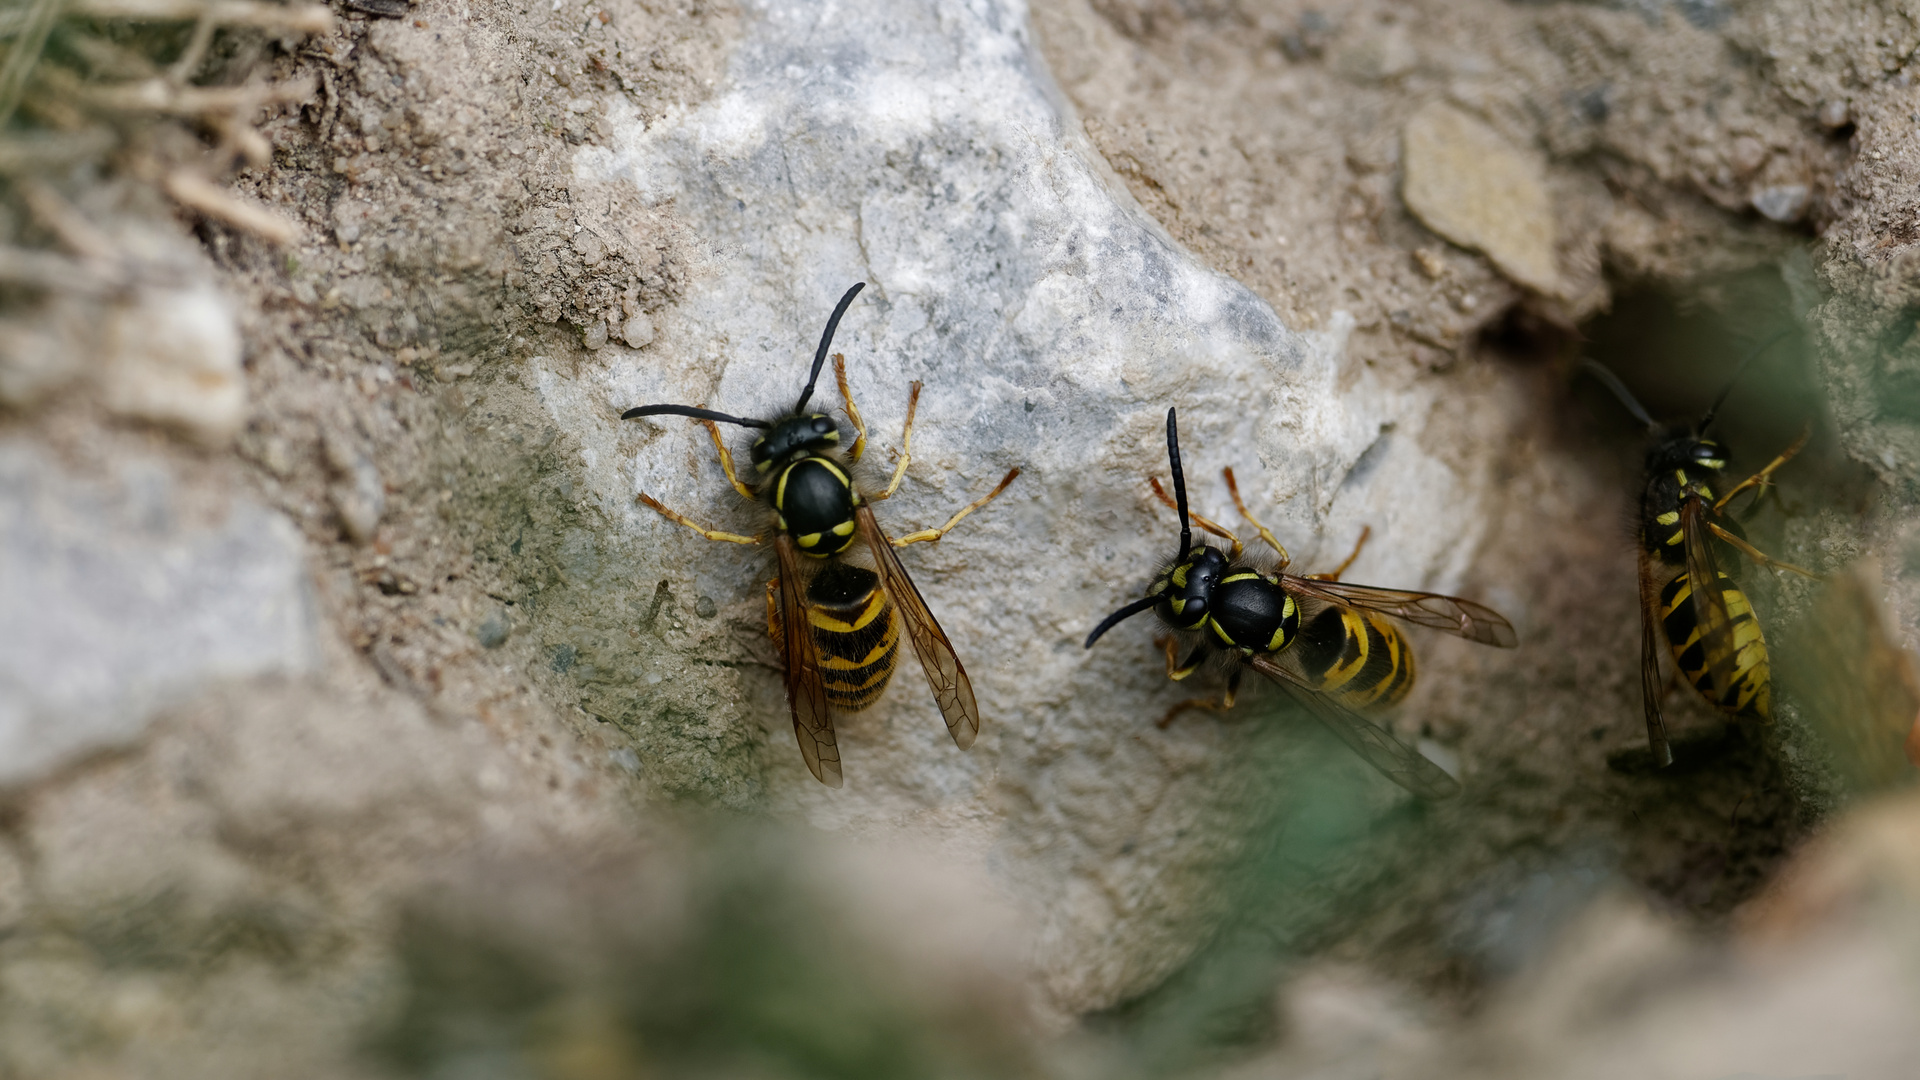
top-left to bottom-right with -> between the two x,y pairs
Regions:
1700,328 -> 1796,434
794,282 -> 866,413
1166,407 -> 1193,556
620,403 -> 770,428
1084,595 -> 1160,649
1577,360 -> 1658,433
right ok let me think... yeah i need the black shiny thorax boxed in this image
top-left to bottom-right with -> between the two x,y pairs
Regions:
771,453 -> 859,558
1206,571 -> 1298,655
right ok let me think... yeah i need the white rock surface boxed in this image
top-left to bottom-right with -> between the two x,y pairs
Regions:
558,0 -> 1521,1014
0,443 -> 318,785
98,283 -> 247,446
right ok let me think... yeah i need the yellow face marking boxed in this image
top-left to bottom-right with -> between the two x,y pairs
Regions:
1171,565 -> 1190,588
1656,511 -> 1679,526
1169,597 -> 1186,615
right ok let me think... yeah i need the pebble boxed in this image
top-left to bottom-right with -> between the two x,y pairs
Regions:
1400,103 -> 1563,297
98,284 -> 247,445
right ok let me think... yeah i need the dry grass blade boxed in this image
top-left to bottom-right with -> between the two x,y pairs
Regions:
0,0 -> 61,127
163,169 -> 301,244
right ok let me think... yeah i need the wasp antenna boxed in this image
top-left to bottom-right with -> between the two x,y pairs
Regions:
1085,595 -> 1160,648
795,282 -> 867,413
1577,360 -> 1659,433
621,403 -> 770,428
1165,407 -> 1193,556
1700,328 -> 1796,434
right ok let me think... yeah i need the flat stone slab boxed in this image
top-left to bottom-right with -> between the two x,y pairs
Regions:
0,443 -> 318,785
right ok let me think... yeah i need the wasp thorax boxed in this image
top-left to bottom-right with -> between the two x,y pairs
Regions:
751,413 -> 841,471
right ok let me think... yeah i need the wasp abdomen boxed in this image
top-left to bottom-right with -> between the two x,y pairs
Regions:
805,562 -> 900,712
1295,606 -> 1415,710
1659,571 -> 1771,719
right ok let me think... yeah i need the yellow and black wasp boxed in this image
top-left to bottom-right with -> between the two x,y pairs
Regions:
621,283 -> 1019,787
1581,358 -> 1818,768
1084,408 -> 1517,799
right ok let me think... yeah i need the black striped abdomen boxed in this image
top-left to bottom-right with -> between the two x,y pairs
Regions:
1659,571 -> 1770,719
805,561 -> 900,712
1291,606 -> 1415,710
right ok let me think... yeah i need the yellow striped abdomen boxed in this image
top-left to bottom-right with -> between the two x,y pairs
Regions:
804,561 -> 900,712
1659,571 -> 1770,719
1291,606 -> 1415,710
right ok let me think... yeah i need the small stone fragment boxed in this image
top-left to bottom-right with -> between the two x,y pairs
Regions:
1817,99 -> 1851,130
475,611 -> 512,648
622,312 -> 656,348
98,284 -> 247,445
1750,184 -> 1810,223
1401,103 -> 1563,297
583,321 -> 609,350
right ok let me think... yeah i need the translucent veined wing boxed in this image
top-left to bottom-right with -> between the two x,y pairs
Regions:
1680,498 -> 1740,705
773,534 -> 841,787
1638,549 -> 1674,768
854,504 -> 981,750
1280,576 -> 1518,648
1246,653 -> 1461,800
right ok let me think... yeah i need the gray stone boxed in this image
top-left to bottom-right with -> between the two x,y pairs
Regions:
561,0 -> 1527,1016
1401,103 -> 1563,297
0,443 -> 319,785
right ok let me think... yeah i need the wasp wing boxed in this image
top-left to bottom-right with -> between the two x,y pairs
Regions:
1680,497 -> 1740,706
1280,577 -> 1517,648
1638,548 -> 1674,768
773,534 -> 842,787
1246,654 -> 1461,800
854,504 -> 981,750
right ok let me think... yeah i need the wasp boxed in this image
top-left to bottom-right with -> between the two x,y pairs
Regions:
621,283 -> 1019,787
1581,356 -> 1818,768
1084,408 -> 1517,799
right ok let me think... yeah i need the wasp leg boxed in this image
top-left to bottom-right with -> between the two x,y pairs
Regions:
1148,476 -> 1244,561
1222,467 -> 1292,570
698,420 -> 756,501
890,467 -> 1021,546
1158,636 -> 1206,681
765,578 -> 783,650
867,380 -> 923,502
638,493 -> 760,545
1714,424 -> 1810,514
1707,522 -> 1820,579
1158,668 -> 1243,729
831,353 -> 869,466
1303,525 -> 1373,583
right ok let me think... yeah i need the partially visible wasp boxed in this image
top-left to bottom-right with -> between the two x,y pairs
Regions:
621,282 -> 1019,787
1084,408 -> 1518,799
1582,350 -> 1819,768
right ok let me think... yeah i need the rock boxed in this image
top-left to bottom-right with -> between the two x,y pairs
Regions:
568,0 -> 1528,1016
0,443 -> 319,786
97,283 -> 247,446
1750,183 -> 1810,223
1400,102 -> 1563,297
621,311 -> 655,348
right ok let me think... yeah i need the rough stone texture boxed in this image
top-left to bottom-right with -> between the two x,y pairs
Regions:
0,443 -> 317,784
1,0 -> 1919,1072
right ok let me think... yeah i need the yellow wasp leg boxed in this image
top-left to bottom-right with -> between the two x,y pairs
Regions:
765,578 -> 783,649
1707,522 -> 1820,579
699,420 -> 756,501
868,380 -> 923,502
1148,476 -> 1244,561
1222,467 -> 1292,570
1157,668 -> 1243,729
891,467 -> 1021,546
1714,424 -> 1811,514
1307,525 -> 1373,582
638,493 -> 760,545
1158,635 -> 1207,681
831,353 -> 869,466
